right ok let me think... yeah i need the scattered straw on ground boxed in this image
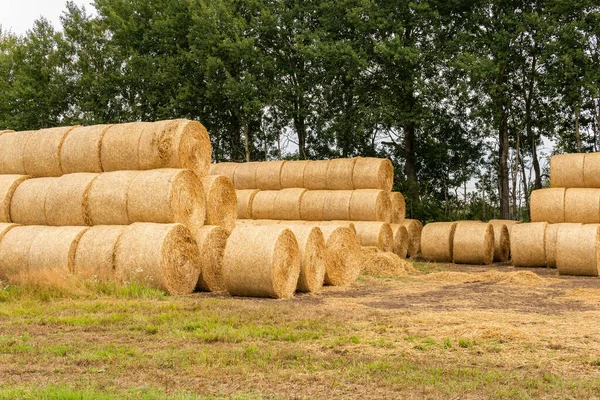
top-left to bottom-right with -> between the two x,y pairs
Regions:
419,269 -> 558,287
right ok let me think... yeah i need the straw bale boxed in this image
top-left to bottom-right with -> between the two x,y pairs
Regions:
323,191 -> 353,221
390,224 -> 409,259
0,223 -> 17,241
73,225 -> 126,282
23,126 -> 77,177
274,188 -> 307,220
256,161 -> 285,190
285,225 -> 326,293
453,222 -> 494,265
556,224 -> 600,276
10,178 -> 55,225
46,173 -> 99,226
0,175 -> 30,222
0,130 -> 31,174
530,188 -> 566,223
100,122 -> 150,171
315,221 -> 356,233
252,190 -> 278,220
353,221 -> 394,252
28,226 -> 89,274
234,162 -> 260,189
489,219 -> 520,235
550,153 -> 584,188
195,225 -> 230,292
60,125 -> 112,174
202,175 -> 237,232
489,223 -> 510,262
584,153 -> 600,188
564,189 -> 600,224
115,223 -> 201,295
236,189 -> 259,220
0,226 -> 45,281
0,130 -> 13,135
361,247 -> 418,278
300,190 -> 327,221
511,222 -> 547,267
87,171 -> 140,225
223,226 -> 301,298
402,219 -> 423,258
352,157 -> 394,191
349,189 -> 392,222
326,159 -> 356,190
545,223 -> 581,268
421,222 -> 457,263
318,225 -> 361,286
209,163 -> 239,183
389,192 -> 406,224
303,160 -> 330,190
280,160 -> 309,188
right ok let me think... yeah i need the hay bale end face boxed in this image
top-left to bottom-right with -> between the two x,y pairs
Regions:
74,225 -> 126,282
326,158 -> 357,190
545,223 -> 582,268
390,224 -> 409,259
352,158 -> 394,191
234,162 -> 260,190
402,219 -> 423,258
10,178 -> 55,225
61,125 -> 113,174
389,192 -> 406,224
318,225 -> 361,286
556,224 -> 600,276
202,175 -> 237,232
45,173 -> 99,226
452,222 -> 494,265
256,161 -> 286,190
421,222 -> 457,263
284,225 -> 327,293
236,189 -> 259,220
195,225 -> 230,292
353,221 -> 394,252
550,153 -> 585,188
303,160 -> 330,190
530,188 -> 566,224
511,222 -> 548,268
564,189 -> 600,224
0,175 -> 30,223
23,126 -> 77,177
87,171 -> 140,226
349,189 -> 392,222
281,160 -> 309,188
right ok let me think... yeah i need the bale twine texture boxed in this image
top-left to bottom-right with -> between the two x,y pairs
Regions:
326,158 -> 356,190
87,171 -> 140,225
402,219 -> 423,258
352,221 -> 394,252
251,190 -> 279,220
352,158 -> 394,191
281,160 -> 309,188
318,225 -> 361,286
195,225 -> 230,292
284,225 -> 327,293
313,221 -> 357,233
389,192 -> 406,224
236,189 -> 259,220
349,189 -> 392,222
390,224 -> 409,259
0,175 -> 30,222
530,188 -> 566,223
511,222 -> 548,267
0,130 -> 31,174
421,222 -> 457,263
303,160 -> 330,190
323,191 -> 353,220
556,224 -> 600,276
583,153 -> 600,188
209,163 -> 239,183
202,175 -> 237,232
256,161 -> 286,190
73,225 -> 126,282
60,125 -> 113,174
453,222 -> 494,265
564,189 -> 600,224
300,191 -> 327,221
46,173 -> 99,226
101,122 -> 151,171
23,126 -> 77,177
28,226 -> 89,274
274,189 -> 307,220
234,162 -> 260,190
550,153 -> 585,188
545,223 -> 582,268
10,178 -> 55,225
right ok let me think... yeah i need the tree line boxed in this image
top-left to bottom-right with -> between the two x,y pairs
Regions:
0,0 -> 598,223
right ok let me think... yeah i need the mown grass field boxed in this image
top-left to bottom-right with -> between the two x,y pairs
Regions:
0,263 -> 599,399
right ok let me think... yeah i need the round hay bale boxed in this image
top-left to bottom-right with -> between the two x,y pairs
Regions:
389,192 -> 406,224
564,189 -> 600,224
0,223 -> 18,240
303,160 -> 330,190
201,175 -> 237,232
421,222 -> 457,263
234,162 -> 260,190
0,130 -> 31,174
223,226 -> 301,298
361,247 -> 416,278
45,173 -> 99,226
0,130 -> 13,135
285,225 -> 327,293
73,225 -> 126,282
280,160 -> 309,188
489,219 -> 520,235
323,191 -> 353,221
300,191 -> 327,221
318,225 -> 361,286
453,222 -> 494,265
546,223 -> 582,268
390,224 -> 409,259
28,226 -> 89,274
210,162 -> 239,184
100,122 -> 150,171
256,161 -> 286,190
352,157 -> 394,191
195,225 -> 230,292
115,223 -> 201,295
10,178 -> 55,225
326,158 -> 356,190
353,221 -> 394,252
87,171 -> 140,225
251,190 -> 278,220
315,221 -> 357,233
236,189 -> 259,220
550,153 -> 585,188
489,223 -> 510,262
556,224 -> 600,276
0,175 -> 30,223
60,125 -> 113,174
402,219 -> 423,258
127,169 -> 206,235
583,153 -> 600,188
0,225 -> 45,281
530,188 -> 566,223
511,222 -> 548,267
138,119 -> 212,177
23,126 -> 77,177
274,188 -> 307,220
349,190 -> 392,222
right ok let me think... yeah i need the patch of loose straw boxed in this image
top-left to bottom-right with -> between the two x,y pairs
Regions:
361,247 -> 419,278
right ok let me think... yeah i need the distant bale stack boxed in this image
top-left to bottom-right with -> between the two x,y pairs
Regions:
389,192 -> 406,224
390,224 -> 409,259
236,189 -> 259,220
349,190 -> 392,222
280,160 -> 309,188
511,222 -> 548,267
88,171 -> 140,225
453,222 -> 494,265
352,158 -> 394,191
402,219 -> 423,258
195,225 -> 230,292
45,173 -> 99,226
319,225 -> 362,286
583,153 -> 600,188
488,221 -> 510,262
550,153 -> 585,188
0,130 -> 32,174
201,175 -> 237,232
545,223 -> 582,268
60,125 -> 112,174
256,161 -> 285,190
73,225 -> 126,282
23,126 -> 77,177
556,224 -> 600,276
209,162 -> 239,184
421,222 -> 457,263
304,160 -> 330,190
564,189 -> 600,223
530,188 -> 566,223
223,226 -> 301,298
326,158 -> 356,190
10,178 -> 55,225
285,225 -> 327,293
0,175 -> 30,222
353,221 -> 394,252
234,162 -> 260,190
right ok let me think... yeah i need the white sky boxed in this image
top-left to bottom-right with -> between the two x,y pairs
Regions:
0,0 -> 94,35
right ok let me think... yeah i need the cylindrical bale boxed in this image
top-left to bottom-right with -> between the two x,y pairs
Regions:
323,191 -> 353,221
584,153 -> 600,188
100,122 -> 151,171
349,190 -> 392,222
556,224 -> 600,276
0,130 -> 32,174
236,189 -> 259,220
421,222 -> 457,263
23,126 -> 77,177
0,225 -> 45,281
73,225 -> 126,282
300,191 -> 327,221
60,125 -> 112,174
127,169 -> 206,235
453,222 -> 494,265
114,223 -> 202,295
352,157 -> 394,191
87,171 -> 140,225
546,223 -> 582,268
326,159 -> 356,190
45,173 -> 99,226
234,162 -> 260,190
201,175 -> 237,232
138,119 -> 212,177
285,225 -> 327,293
402,219 -> 423,258
274,189 -> 307,220
0,130 -> 13,135
314,221 -> 356,233
209,163 -> 239,184
280,160 -> 309,188
390,224 -> 409,259
489,219 -> 520,235
564,189 -> 600,224
28,226 -> 89,275
353,221 -> 394,252
0,175 -> 30,222
530,188 -> 566,224
195,225 -> 230,292
489,223 -> 510,262
223,226 -> 301,298
0,223 -> 17,241
319,225 -> 362,286
252,190 -> 278,220
10,178 -> 55,225
550,153 -> 585,188
256,161 -> 286,190
511,222 -> 548,268
303,160 -> 330,190
389,192 -> 406,224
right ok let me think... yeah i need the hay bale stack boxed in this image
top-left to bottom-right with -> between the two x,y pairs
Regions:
223,226 -> 301,298
326,158 -> 356,190
46,173 -> 99,226
318,225 -> 361,286
488,222 -> 510,262
87,171 -> 140,225
251,190 -> 279,220
256,161 -> 286,190
303,160 -> 330,190
10,178 -> 55,225
550,153 -> 585,188
281,160 -> 309,188
73,225 -> 126,282
353,158 -> 394,191
274,189 -> 307,220
285,225 -> 327,293
300,191 -> 327,221
390,224 -> 409,259
545,223 -> 582,268
556,224 -> 600,276
28,226 -> 89,274
402,219 -> 423,258
60,125 -> 113,174
115,223 -> 201,295
421,222 -> 457,263
511,222 -> 548,267
23,126 -> 77,177
0,130 -> 31,174
195,225 -> 230,292
324,191 -> 353,220
564,189 -> 600,223
236,189 -> 259,220
0,175 -> 30,223
201,175 -> 237,232
453,222 -> 494,265
0,226 -> 46,281
389,192 -> 406,224
349,190 -> 392,222
352,221 -> 394,252
101,122 -> 151,171
583,153 -> 600,188
530,188 -> 566,223
234,162 -> 260,190
209,163 -> 239,183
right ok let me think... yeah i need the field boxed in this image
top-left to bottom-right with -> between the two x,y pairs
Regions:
0,263 -> 599,399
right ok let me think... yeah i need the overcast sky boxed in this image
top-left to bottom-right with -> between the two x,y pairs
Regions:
0,0 -> 94,35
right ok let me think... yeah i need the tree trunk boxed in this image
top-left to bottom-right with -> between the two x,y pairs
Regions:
499,107 -> 510,219
243,114 -> 250,162
403,121 -> 417,184
519,142 -> 529,221
575,105 -> 581,152
512,131 -> 520,220
293,109 -> 307,160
